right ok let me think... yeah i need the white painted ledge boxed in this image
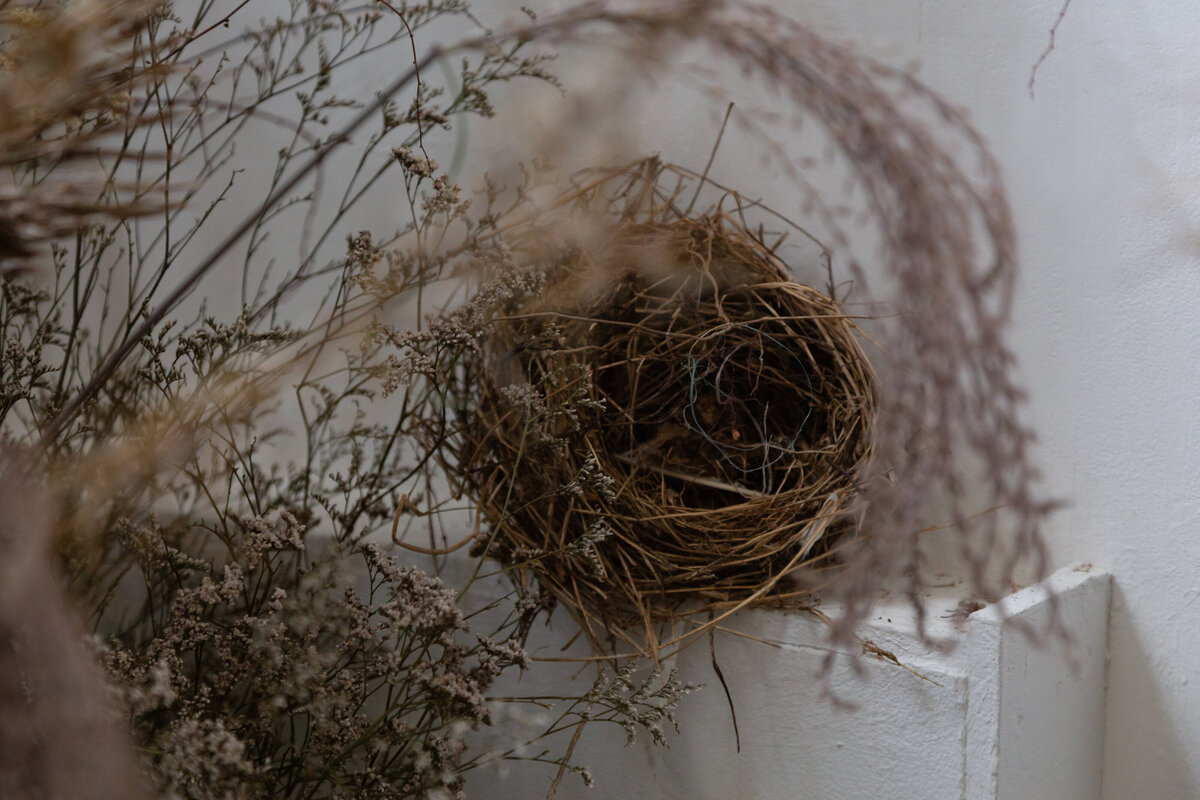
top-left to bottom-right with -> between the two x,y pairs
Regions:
470,564 -> 1111,800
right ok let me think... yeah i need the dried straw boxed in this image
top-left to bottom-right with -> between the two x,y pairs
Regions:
455,161 -> 876,655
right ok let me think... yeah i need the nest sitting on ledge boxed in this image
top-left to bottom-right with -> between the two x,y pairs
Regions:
456,209 -> 876,654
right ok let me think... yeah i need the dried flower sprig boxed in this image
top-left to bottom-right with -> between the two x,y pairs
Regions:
0,0 -> 714,795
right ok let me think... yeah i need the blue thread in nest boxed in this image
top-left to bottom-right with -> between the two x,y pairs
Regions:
681,323 -> 816,493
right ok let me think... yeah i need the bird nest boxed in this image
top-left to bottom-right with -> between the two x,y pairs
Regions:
454,167 -> 876,654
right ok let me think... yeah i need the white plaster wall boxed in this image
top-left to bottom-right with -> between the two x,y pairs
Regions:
463,566 -> 1110,800
761,4 -> 1200,798
701,3 -> 1200,797
469,2 -> 1200,797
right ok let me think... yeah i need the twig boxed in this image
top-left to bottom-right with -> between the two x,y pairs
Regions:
1028,0 -> 1074,98
709,626 -> 741,752
611,452 -> 768,499
375,0 -> 433,160
859,637 -> 943,687
685,101 -> 734,216
390,494 -> 475,555
546,718 -> 587,799
164,0 -> 255,61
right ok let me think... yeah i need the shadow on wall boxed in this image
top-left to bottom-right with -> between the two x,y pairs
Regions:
1102,581 -> 1198,800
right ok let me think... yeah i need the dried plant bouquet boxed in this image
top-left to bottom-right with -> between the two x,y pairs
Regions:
0,0 -> 1056,797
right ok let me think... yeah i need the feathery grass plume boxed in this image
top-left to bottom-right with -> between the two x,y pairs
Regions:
696,5 -> 1055,648
0,0 -> 167,268
0,456 -> 151,800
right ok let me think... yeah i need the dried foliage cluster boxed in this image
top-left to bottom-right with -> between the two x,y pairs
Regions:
0,1 -> 689,798
0,0 -> 1055,797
